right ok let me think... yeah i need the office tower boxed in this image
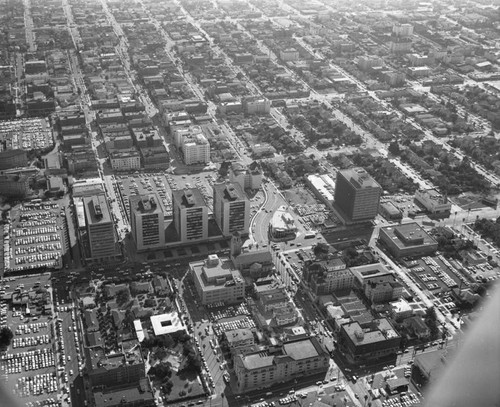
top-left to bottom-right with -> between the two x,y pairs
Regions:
334,167 -> 382,222
172,188 -> 208,242
213,182 -> 250,237
83,195 -> 117,261
130,194 -> 165,251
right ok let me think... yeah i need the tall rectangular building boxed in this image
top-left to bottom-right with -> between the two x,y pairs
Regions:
130,194 -> 165,251
334,168 -> 382,222
213,182 -> 250,237
83,195 -> 117,261
172,188 -> 208,242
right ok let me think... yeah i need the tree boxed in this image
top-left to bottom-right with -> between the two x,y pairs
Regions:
0,327 -> 13,350
388,140 -> 400,155
116,288 -> 131,306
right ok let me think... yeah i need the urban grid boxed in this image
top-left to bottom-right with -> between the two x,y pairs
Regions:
0,0 -> 499,407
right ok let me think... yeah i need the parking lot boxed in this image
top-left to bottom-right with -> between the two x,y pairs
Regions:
408,255 -> 473,296
0,275 -> 64,407
0,118 -> 53,150
7,201 -> 66,273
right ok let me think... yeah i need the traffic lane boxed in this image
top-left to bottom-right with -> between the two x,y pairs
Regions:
60,306 -> 80,381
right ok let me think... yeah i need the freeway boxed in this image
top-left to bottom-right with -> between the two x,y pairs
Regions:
249,181 -> 288,245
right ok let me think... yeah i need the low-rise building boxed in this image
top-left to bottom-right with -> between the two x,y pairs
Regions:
242,96 -> 271,115
0,174 -> 31,198
306,174 -> 336,209
0,149 -> 28,170
379,223 -> 438,258
269,206 -> 297,241
389,298 -> 414,320
85,344 -> 145,389
229,161 -> 263,190
379,202 -> 403,221
233,337 -> 329,393
110,149 -> 141,172
350,263 -> 403,303
225,328 -> 255,351
190,254 -> 245,305
414,189 -> 451,217
303,258 -> 353,296
338,319 -> 401,363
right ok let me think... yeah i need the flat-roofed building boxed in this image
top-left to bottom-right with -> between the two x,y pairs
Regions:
130,194 -> 165,251
0,174 -> 31,198
85,344 -> 145,389
242,96 -> 271,115
225,328 -> 254,351
83,195 -> 117,262
150,312 -> 186,336
379,223 -> 438,258
190,254 -> 245,305
229,161 -> 263,191
414,188 -> 451,217
350,263 -> 403,303
172,188 -> 208,242
338,319 -> 401,363
269,205 -> 297,241
234,337 -> 329,393
110,149 -> 141,172
0,149 -> 28,170
93,385 -> 155,407
334,168 -> 381,223
306,174 -> 336,208
379,201 -> 402,221
303,258 -> 354,296
213,182 -> 250,237
389,298 -> 414,320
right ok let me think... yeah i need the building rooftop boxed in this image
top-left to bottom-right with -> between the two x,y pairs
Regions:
390,298 -> 413,314
342,318 -> 400,346
85,342 -> 143,373
270,206 -> 297,232
350,263 -> 392,281
417,188 -> 448,203
226,328 -> 254,345
191,255 -> 244,291
214,182 -> 246,202
238,337 -> 325,371
173,188 -> 206,208
150,312 -> 186,336
83,195 -> 111,225
381,222 -> 437,249
130,194 -> 162,214
339,167 -> 381,189
94,384 -> 153,407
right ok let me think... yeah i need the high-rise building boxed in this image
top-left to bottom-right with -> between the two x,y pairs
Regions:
172,188 -> 208,242
334,168 -> 382,222
213,182 -> 250,237
83,195 -> 117,262
130,194 -> 165,251
182,133 -> 210,165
